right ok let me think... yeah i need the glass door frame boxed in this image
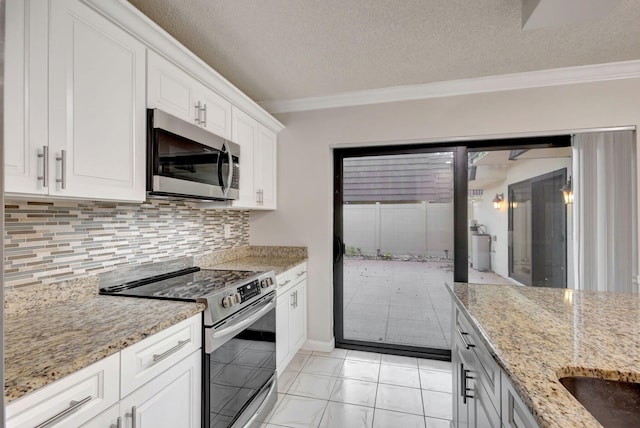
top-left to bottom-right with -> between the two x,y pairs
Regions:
333,143 -> 459,360
333,136 -> 571,360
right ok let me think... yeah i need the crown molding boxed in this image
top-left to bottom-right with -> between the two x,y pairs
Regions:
260,60 -> 640,114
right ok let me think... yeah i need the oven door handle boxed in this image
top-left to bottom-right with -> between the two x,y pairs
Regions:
207,297 -> 275,351
239,377 -> 277,428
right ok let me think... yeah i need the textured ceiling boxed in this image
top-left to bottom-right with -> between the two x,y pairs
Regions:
127,0 -> 640,103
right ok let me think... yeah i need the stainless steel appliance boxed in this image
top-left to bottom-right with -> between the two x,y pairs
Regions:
147,108 -> 240,201
99,260 -> 277,428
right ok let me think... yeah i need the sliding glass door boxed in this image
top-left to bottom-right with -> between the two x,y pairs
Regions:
334,147 -> 455,359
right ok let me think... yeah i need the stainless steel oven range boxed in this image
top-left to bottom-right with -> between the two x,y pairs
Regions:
99,260 -> 277,428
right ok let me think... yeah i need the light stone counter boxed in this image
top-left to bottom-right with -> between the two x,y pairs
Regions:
5,295 -> 204,403
197,245 -> 308,275
4,245 -> 304,403
449,282 -> 640,428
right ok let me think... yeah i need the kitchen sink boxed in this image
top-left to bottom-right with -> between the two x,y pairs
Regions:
559,376 -> 640,427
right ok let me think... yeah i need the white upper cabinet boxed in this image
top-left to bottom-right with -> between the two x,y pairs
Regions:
4,0 -> 147,202
5,0 -> 50,195
232,106 -> 259,208
147,50 -> 232,140
257,124 -> 277,209
48,0 -> 146,201
232,106 -> 278,210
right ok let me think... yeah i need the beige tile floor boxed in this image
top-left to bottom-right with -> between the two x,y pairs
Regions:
342,259 -> 510,349
259,349 -> 453,428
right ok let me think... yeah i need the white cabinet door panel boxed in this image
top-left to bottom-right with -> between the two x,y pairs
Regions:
198,83 -> 232,139
147,50 -> 197,124
276,294 -> 291,371
290,281 -> 307,352
257,124 -> 277,209
119,350 -> 201,428
231,106 -> 258,208
79,404 -> 120,428
48,0 -> 146,201
4,0 -> 48,194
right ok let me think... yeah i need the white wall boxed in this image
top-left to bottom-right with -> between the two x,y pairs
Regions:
250,78 -> 640,347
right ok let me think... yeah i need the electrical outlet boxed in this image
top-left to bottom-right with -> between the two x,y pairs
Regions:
224,224 -> 231,239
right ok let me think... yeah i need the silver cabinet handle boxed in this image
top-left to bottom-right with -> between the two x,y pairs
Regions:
194,101 -> 202,125
126,406 -> 137,428
457,328 -> 475,349
37,146 -> 49,187
460,363 -> 475,404
34,395 -> 92,428
291,290 -> 296,309
296,271 -> 306,277
201,103 -> 207,127
115,416 -> 122,428
55,150 -> 66,189
463,367 -> 474,404
152,338 -> 191,363
280,279 -> 291,287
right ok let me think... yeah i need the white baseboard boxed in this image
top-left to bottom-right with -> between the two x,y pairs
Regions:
301,337 -> 335,353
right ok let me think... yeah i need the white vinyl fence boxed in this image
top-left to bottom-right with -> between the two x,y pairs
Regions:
343,202 -> 453,257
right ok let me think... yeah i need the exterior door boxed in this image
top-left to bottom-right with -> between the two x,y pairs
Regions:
334,147 -> 455,359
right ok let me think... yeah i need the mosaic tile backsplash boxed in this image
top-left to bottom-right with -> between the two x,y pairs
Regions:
4,199 -> 249,288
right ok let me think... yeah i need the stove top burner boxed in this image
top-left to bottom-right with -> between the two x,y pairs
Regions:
99,265 -> 277,326
100,267 -> 261,299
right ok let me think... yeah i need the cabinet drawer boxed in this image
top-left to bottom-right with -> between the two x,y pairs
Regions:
120,314 -> 202,397
276,262 -> 307,295
7,353 -> 120,428
455,307 -> 501,411
291,262 -> 308,282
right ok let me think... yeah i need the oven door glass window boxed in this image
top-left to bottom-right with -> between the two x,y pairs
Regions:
209,307 -> 276,427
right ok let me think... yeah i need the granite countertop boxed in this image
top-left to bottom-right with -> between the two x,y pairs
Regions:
4,245 -> 305,404
197,245 -> 308,275
5,296 -> 204,403
449,282 -> 640,427
206,256 -> 306,275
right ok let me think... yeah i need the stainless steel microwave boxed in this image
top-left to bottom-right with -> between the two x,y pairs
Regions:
147,109 -> 240,201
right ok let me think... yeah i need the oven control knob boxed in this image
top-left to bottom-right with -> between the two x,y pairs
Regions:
260,279 -> 269,289
221,296 -> 234,308
232,293 -> 241,304
267,277 -> 274,286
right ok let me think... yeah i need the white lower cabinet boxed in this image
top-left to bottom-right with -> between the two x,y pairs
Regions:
82,350 -> 201,428
6,353 -> 120,428
7,314 -> 202,428
276,262 -> 308,373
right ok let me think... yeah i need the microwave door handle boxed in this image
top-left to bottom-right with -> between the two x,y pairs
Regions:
224,148 -> 234,197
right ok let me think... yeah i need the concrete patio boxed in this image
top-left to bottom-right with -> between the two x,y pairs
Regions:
342,259 -> 511,349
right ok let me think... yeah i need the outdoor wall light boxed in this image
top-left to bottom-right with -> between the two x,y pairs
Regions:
561,178 -> 573,204
492,193 -> 504,209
